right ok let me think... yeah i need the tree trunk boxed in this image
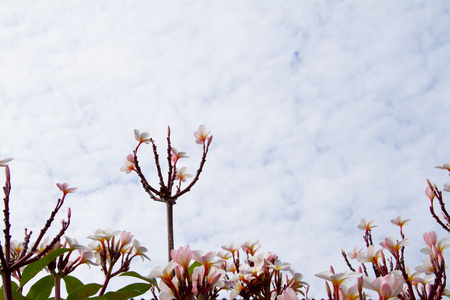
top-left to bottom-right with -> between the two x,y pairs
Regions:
166,200 -> 174,262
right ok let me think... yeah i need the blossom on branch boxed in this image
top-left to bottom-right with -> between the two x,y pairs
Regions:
56,182 -> 78,196
171,148 -> 189,164
0,155 -> 13,167
435,162 -> 450,172
194,125 -> 212,145
134,129 -> 150,146
363,272 -> 404,300
120,154 -> 136,174
176,166 -> 192,183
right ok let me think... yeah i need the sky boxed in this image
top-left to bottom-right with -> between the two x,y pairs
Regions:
1,1 -> 450,298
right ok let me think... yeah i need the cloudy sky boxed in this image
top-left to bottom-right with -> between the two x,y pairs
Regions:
1,1 -> 450,298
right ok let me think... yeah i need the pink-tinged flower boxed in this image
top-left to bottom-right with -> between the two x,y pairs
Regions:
35,237 -> 50,253
170,245 -> 192,270
76,249 -> 97,267
171,148 -> 189,164
10,240 -> 26,257
217,250 -> 232,261
132,239 -> 150,261
222,243 -> 241,255
315,266 -> 361,293
194,125 -> 211,145
347,247 -> 363,259
134,129 -> 150,145
357,218 -> 377,231
356,245 -> 384,265
411,273 -> 436,286
444,183 -> 450,192
380,237 -> 411,259
288,269 -> 309,288
436,162 -> 450,171
192,250 -> 219,269
267,259 -> 291,271
0,156 -> 13,167
149,261 -> 178,280
276,287 -> 298,300
241,240 -> 261,255
230,280 -> 245,299
64,236 -> 86,250
423,231 -> 438,248
415,255 -> 435,275
390,216 -> 411,228
56,183 -> 77,196
158,280 -> 177,300
420,231 -> 450,256
88,228 -> 121,242
176,167 -> 192,182
120,154 -> 136,174
339,282 -> 360,300
426,185 -> 436,201
119,231 -> 134,247
363,273 -> 404,300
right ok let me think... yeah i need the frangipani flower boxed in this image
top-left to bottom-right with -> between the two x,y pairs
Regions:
435,162 -> 450,171
315,266 -> 361,292
64,236 -> 86,250
356,245 -> 384,265
276,287 -> 298,300
171,148 -> 189,164
56,183 -> 78,196
242,240 -> 261,255
347,247 -> 363,259
192,250 -> 219,269
380,237 -> 411,259
426,186 -> 436,201
267,259 -> 290,271
0,156 -> 13,167
339,282 -> 361,300
88,228 -> 121,242
176,166 -> 192,182
391,216 -> 411,228
134,129 -> 150,146
357,218 -> 377,231
363,273 -> 404,300
444,183 -> 450,192
415,255 -> 435,275
288,270 -> 309,288
194,125 -> 211,145
149,261 -> 178,280
132,239 -> 151,261
420,232 -> 450,256
222,243 -> 241,255
120,154 -> 136,174
170,245 -> 192,271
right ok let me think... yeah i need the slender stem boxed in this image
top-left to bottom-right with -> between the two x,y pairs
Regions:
166,200 -> 174,262
54,275 -> 61,300
1,269 -> 13,300
99,262 -> 116,296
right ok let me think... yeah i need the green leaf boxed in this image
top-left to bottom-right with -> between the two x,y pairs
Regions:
0,281 -> 27,300
120,271 -> 158,286
96,283 -> 151,300
188,261 -> 202,275
20,248 -> 71,288
26,275 -> 54,300
66,283 -> 102,300
63,275 -> 84,294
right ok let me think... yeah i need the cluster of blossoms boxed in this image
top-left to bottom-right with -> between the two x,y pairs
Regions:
313,160 -> 450,300
4,132 -> 450,300
316,217 -> 449,300
148,241 -> 309,300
